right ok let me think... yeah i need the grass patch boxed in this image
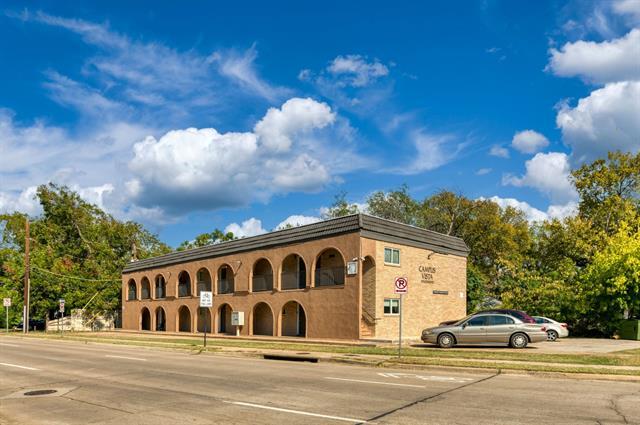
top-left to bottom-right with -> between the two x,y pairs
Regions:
10,332 -> 640,369
384,357 -> 640,376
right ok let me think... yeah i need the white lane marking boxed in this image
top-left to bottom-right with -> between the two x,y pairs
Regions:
377,372 -> 474,383
105,355 -> 147,362
0,362 -> 39,371
0,343 -> 20,347
325,377 -> 425,388
224,401 -> 369,423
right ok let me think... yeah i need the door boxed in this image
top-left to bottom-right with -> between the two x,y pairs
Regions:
219,305 -> 227,333
457,315 -> 488,344
485,315 -> 516,343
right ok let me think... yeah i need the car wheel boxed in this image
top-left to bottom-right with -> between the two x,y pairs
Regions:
546,330 -> 559,342
510,333 -> 528,349
437,333 -> 455,348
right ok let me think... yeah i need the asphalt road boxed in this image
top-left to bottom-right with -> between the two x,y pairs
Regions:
0,336 -> 638,425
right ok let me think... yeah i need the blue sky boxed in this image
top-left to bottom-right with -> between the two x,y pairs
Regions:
1,0 -> 639,246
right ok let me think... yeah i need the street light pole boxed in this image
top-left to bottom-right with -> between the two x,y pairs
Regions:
23,218 -> 30,334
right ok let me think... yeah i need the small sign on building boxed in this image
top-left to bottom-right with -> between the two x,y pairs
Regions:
394,276 -> 408,294
231,311 -> 244,326
346,261 -> 358,275
199,291 -> 213,308
3,298 -> 11,307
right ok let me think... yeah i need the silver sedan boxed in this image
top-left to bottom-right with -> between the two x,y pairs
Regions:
421,313 -> 548,349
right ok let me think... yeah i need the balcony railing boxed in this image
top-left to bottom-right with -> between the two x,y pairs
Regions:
155,286 -> 166,299
253,274 -> 273,292
315,266 -> 345,287
281,271 -> 306,290
197,282 -> 212,295
178,283 -> 190,297
218,279 -> 234,294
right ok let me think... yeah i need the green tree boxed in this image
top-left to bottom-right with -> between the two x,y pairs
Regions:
418,190 -> 475,236
578,223 -> 640,335
571,150 -> 640,235
366,185 -> 418,224
177,229 -> 236,251
0,184 -> 170,325
322,191 -> 360,219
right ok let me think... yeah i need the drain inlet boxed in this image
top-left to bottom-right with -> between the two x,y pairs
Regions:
24,390 -> 57,396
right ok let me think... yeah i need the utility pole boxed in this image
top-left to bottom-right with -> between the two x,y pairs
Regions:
23,218 -> 30,334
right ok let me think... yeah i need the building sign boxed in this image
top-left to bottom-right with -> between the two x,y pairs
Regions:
231,311 -> 244,326
346,261 -> 358,276
394,276 -> 408,294
433,290 -> 449,295
199,291 -> 213,308
418,265 -> 437,283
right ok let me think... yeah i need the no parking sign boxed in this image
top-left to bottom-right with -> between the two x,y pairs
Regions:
394,276 -> 408,294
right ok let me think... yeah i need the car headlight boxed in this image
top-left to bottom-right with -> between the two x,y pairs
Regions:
422,330 -> 431,335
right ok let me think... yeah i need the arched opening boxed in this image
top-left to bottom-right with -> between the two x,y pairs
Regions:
141,307 -> 151,331
281,254 -> 306,290
361,256 -> 376,337
217,264 -> 234,294
127,279 -> 137,301
218,304 -> 233,334
155,307 -> 166,331
141,277 -> 151,299
252,259 -> 273,292
178,271 -> 191,297
197,308 -> 212,333
314,248 -> 345,286
281,301 -> 306,337
196,268 -> 212,295
178,306 -> 191,332
155,275 -> 166,299
252,302 -> 273,336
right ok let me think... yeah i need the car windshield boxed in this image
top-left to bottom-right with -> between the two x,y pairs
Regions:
453,314 -> 476,326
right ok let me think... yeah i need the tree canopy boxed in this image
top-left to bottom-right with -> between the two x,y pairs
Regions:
1,151 -> 638,336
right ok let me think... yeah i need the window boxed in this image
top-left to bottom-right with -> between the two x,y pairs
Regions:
466,316 -> 488,326
535,317 -> 549,324
488,315 -> 514,326
384,298 -> 400,315
384,247 -> 400,265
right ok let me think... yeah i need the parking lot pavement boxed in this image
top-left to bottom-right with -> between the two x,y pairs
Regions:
1,336 -> 639,424
412,337 -> 640,354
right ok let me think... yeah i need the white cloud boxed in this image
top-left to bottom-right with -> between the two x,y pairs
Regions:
476,168 -> 492,176
547,29 -> 640,84
212,45 -> 290,102
511,130 -> 550,154
0,186 -> 41,216
556,81 -> 640,162
16,11 -> 284,123
254,97 -> 335,152
389,131 -> 465,175
489,145 -> 510,158
127,98 -> 359,214
486,196 -> 578,222
326,55 -> 389,87
224,218 -> 266,238
612,0 -> 640,23
503,152 -> 578,203
276,215 -> 322,229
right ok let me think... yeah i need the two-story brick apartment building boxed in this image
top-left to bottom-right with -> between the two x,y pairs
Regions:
121,214 -> 469,340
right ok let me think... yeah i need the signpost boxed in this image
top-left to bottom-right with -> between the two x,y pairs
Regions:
199,291 -> 213,348
3,298 -> 10,334
394,277 -> 408,358
59,299 -> 65,335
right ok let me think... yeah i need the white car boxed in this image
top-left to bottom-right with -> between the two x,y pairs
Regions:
533,316 -> 569,341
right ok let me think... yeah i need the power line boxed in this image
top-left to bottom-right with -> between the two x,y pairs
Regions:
31,267 -> 121,283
